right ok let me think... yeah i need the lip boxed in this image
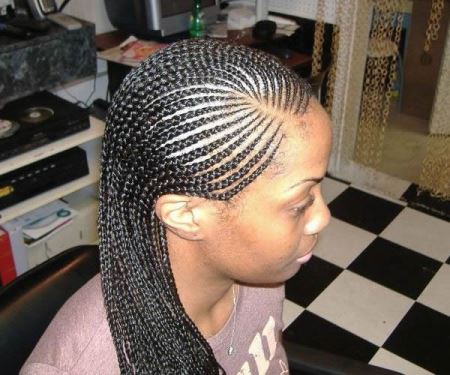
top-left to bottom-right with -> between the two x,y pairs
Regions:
295,235 -> 318,264
295,250 -> 313,264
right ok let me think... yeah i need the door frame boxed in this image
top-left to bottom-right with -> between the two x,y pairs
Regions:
328,0 -> 450,198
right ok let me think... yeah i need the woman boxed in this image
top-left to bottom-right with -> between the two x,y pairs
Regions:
21,39 -> 331,374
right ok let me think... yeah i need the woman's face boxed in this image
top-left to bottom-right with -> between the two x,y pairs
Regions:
200,99 -> 332,285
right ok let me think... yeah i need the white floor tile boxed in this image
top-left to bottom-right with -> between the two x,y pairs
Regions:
282,299 -> 304,331
314,217 -> 377,268
344,166 -> 411,203
381,207 -> 450,262
351,183 -> 408,206
321,177 -> 348,204
370,348 -> 434,375
417,264 -> 450,316
308,271 -> 414,346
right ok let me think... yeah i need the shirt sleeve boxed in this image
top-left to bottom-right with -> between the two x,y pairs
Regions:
20,362 -> 69,375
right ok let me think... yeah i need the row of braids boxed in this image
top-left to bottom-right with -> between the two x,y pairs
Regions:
98,39 -> 311,374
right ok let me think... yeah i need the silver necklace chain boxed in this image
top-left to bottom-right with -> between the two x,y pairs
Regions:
227,285 -> 238,356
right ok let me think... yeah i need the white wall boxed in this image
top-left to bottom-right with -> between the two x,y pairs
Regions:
51,59 -> 109,107
52,0 -> 115,106
56,0 -> 115,34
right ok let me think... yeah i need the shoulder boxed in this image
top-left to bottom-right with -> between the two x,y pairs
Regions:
21,274 -> 119,374
36,273 -> 107,342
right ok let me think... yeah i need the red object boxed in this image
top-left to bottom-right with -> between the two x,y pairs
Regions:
0,228 -> 17,286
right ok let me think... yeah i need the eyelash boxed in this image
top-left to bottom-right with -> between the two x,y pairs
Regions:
291,195 -> 315,217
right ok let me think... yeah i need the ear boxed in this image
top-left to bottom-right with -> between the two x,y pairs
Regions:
154,194 -> 206,241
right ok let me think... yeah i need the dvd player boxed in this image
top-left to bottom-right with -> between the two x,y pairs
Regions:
0,91 -> 90,161
0,147 -> 89,210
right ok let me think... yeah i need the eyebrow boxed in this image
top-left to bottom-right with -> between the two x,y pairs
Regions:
287,177 -> 324,191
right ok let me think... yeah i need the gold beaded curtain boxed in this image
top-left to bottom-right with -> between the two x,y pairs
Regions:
311,0 -> 341,113
420,133 -> 450,199
418,0 -> 450,199
353,0 -> 404,168
352,0 -> 450,199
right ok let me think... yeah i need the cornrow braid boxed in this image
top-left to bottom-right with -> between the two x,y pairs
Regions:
98,38 -> 311,374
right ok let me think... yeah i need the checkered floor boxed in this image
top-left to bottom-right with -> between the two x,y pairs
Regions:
282,176 -> 450,375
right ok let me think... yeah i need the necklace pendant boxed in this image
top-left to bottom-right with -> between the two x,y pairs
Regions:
227,346 -> 234,356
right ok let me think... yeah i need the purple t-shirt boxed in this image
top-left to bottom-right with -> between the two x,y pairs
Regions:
20,274 -> 288,375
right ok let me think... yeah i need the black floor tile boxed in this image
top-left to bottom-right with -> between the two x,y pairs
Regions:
401,184 -> 450,222
348,238 -> 441,299
284,311 -> 378,363
286,256 -> 342,307
383,303 -> 450,374
328,187 -> 404,234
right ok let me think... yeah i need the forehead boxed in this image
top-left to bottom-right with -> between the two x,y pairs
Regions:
234,100 -> 331,204
269,100 -> 331,178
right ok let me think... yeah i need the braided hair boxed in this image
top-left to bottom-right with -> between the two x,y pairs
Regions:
99,39 -> 311,374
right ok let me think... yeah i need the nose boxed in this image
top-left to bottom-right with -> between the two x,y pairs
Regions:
303,193 -> 331,236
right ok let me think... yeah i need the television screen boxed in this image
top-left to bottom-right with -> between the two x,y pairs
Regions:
161,0 -> 216,17
105,0 -> 219,38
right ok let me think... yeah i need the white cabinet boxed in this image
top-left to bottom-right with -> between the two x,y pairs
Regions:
0,116 -> 105,225
0,116 -> 105,274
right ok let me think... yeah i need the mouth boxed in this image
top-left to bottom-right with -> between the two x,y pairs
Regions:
295,234 -> 318,264
295,250 -> 313,264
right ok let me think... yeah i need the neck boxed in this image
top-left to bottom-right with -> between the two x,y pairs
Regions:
167,232 -> 235,339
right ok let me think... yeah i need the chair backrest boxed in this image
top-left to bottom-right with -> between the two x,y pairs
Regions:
0,245 -> 100,375
309,66 -> 330,104
0,244 -> 401,375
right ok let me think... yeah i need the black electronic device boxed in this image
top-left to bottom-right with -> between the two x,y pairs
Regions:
8,15 -> 51,32
270,47 -> 293,60
0,21 -> 34,38
253,20 -> 277,41
0,91 -> 90,162
0,1 -> 53,40
90,98 -> 110,122
26,0 -> 57,20
0,0 -> 14,17
104,0 -> 220,38
0,147 -> 89,210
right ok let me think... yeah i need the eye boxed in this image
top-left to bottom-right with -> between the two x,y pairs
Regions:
291,195 -> 315,217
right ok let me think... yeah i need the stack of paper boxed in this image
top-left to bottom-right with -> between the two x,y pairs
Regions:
98,36 -> 168,67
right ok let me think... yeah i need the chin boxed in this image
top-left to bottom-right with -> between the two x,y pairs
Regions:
262,263 -> 302,285
238,261 -> 302,286
285,263 -> 303,281
276,258 -> 306,281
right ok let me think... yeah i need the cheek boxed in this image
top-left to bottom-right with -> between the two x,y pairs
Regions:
221,205 -> 306,258
278,216 -> 311,263
217,219 -> 306,283
280,212 -> 306,239
255,215 -> 306,257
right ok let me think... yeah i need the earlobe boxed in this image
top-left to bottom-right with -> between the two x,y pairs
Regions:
155,195 -> 203,240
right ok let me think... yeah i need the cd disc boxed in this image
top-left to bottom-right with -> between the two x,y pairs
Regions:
20,107 -> 54,124
0,119 -> 20,139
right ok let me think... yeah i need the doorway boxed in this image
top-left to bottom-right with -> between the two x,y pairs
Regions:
376,0 -> 449,185
354,0 -> 450,194
327,0 -> 450,201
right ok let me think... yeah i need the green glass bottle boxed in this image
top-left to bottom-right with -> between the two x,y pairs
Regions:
189,0 -> 204,38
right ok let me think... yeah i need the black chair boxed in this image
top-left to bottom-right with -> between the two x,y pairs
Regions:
308,66 -> 330,105
0,245 -> 100,375
0,245 -> 399,375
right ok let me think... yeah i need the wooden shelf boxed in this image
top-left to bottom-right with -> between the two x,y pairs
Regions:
0,151 -> 100,225
0,117 -> 105,175
0,117 -> 104,225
